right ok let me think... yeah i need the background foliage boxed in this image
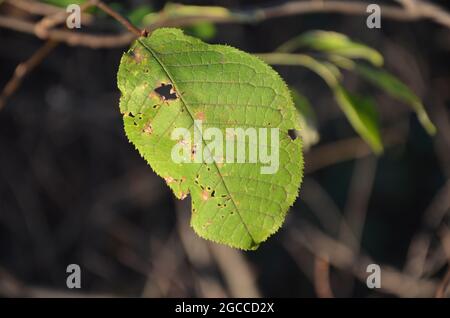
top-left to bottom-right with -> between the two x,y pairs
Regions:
0,0 -> 449,297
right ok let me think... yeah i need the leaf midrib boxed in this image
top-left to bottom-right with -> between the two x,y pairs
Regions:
137,38 -> 257,246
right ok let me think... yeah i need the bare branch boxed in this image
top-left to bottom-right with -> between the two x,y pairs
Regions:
90,0 -> 145,37
305,126 -> 407,174
0,40 -> 58,111
287,223 -> 446,297
1,0 -> 450,50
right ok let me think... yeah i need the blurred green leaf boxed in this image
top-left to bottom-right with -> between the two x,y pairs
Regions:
334,86 -> 383,154
259,53 -> 383,153
291,89 -> 320,150
127,4 -> 154,27
355,64 -> 436,135
41,0 -> 86,7
161,3 -> 232,18
184,22 -> 217,41
277,30 -> 384,67
257,53 -> 341,87
143,3 -> 233,27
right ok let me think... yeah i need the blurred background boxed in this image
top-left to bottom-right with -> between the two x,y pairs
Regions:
0,0 -> 449,298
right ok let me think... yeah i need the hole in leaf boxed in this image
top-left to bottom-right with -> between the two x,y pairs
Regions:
211,190 -> 216,197
288,129 -> 297,140
154,83 -> 177,101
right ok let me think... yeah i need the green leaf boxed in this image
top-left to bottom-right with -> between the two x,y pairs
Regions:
184,22 -> 217,41
117,28 -> 303,250
127,5 -> 154,27
257,53 -> 341,87
277,30 -> 384,67
41,0 -> 85,6
291,89 -> 319,150
334,86 -> 383,154
354,64 -> 436,135
258,53 -> 383,153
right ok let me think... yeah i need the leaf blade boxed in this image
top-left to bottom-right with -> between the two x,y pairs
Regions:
354,64 -> 436,135
334,86 -> 383,154
277,30 -> 384,67
118,28 -> 304,250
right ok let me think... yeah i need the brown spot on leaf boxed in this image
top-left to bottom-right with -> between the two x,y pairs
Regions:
164,176 -> 174,184
149,91 -> 159,100
179,192 -> 187,200
196,112 -> 205,120
129,48 -> 144,63
201,189 -> 210,201
202,219 -> 213,228
143,122 -> 153,134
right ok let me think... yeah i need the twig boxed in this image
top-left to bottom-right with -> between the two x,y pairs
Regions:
5,0 -> 61,16
334,156 -> 377,295
0,40 -> 58,111
436,269 -> 450,298
174,199 -> 228,298
287,223 -> 446,297
313,255 -> 334,298
34,1 -> 94,39
435,227 -> 450,298
305,125 -> 407,174
340,157 -> 377,252
1,0 -> 450,49
0,0 -> 144,110
405,179 -> 450,277
90,0 -> 145,37
258,0 -> 450,29
208,243 -> 261,298
0,14 -> 137,48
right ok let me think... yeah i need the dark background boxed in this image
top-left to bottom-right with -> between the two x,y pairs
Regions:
0,0 -> 449,297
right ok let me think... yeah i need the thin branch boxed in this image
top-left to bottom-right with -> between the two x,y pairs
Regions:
436,269 -> 450,298
1,0 -> 450,49
340,157 -> 377,252
305,126 -> 407,174
34,1 -> 94,39
258,0 -> 450,29
208,243 -> 261,298
313,255 -> 334,298
90,0 -> 145,37
405,179 -> 450,277
288,223 -> 446,297
0,0 -> 144,110
0,40 -> 58,111
5,0 -> 61,16
435,227 -> 450,298
175,199 -> 229,298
